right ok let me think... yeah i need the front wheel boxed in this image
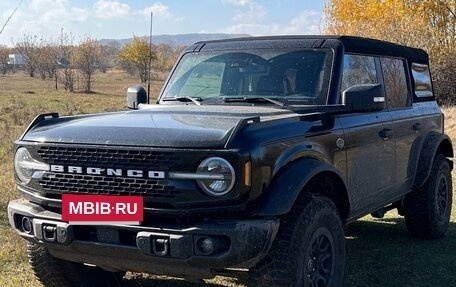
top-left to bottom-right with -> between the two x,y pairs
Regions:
249,193 -> 345,287
27,242 -> 124,287
403,154 -> 453,239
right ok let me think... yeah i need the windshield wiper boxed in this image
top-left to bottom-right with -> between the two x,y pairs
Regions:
223,96 -> 285,107
162,96 -> 202,105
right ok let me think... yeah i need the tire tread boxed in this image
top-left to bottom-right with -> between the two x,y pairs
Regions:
249,193 -> 345,287
404,154 -> 452,239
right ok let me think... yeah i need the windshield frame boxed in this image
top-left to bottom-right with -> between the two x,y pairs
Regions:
158,48 -> 335,107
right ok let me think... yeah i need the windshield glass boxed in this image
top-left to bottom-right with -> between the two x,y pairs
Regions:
161,49 -> 333,106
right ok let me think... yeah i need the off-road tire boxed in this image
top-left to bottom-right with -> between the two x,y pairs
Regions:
249,193 -> 345,287
403,154 -> 452,239
27,242 -> 124,287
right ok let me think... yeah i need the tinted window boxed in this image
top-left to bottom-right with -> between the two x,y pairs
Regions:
342,55 -> 378,92
411,63 -> 433,98
381,58 -> 410,109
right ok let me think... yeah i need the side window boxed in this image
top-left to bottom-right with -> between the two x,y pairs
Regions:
411,63 -> 433,98
342,54 -> 378,92
381,58 -> 410,109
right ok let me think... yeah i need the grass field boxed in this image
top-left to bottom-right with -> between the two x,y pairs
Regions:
0,71 -> 455,287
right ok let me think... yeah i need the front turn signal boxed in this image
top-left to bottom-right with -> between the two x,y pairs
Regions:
244,161 -> 251,187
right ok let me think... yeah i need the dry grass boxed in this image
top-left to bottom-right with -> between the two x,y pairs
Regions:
443,106 -> 456,140
0,71 -> 455,286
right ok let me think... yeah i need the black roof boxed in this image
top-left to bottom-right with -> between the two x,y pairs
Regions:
192,35 -> 429,64
336,36 -> 428,64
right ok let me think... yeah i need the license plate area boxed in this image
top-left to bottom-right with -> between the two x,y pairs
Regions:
62,194 -> 144,225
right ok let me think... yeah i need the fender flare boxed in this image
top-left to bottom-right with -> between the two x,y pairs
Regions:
257,158 -> 347,217
414,132 -> 453,188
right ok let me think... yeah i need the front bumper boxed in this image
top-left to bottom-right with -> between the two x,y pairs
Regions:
8,199 -> 279,279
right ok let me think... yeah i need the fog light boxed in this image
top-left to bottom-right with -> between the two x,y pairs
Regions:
195,236 -> 230,256
21,216 -> 33,234
198,237 -> 215,254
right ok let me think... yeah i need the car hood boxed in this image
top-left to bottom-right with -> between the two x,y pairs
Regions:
22,105 -> 295,148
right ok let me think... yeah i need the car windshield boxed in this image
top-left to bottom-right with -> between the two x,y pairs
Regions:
160,49 -> 333,106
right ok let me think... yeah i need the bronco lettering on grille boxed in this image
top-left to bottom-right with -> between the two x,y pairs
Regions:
50,165 -> 166,179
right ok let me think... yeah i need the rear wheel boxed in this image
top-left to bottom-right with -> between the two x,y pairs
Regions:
403,154 -> 452,239
27,242 -> 124,287
249,193 -> 345,287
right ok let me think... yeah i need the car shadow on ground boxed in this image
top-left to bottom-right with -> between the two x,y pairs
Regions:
343,217 -> 456,287
121,217 -> 456,287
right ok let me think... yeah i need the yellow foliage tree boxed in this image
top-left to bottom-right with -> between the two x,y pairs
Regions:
324,0 -> 456,104
117,37 -> 154,83
153,43 -> 185,72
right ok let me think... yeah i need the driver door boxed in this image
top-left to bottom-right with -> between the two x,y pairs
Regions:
338,54 -> 395,215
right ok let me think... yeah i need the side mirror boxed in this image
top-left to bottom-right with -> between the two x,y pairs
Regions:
342,84 -> 385,112
342,84 -> 386,112
127,86 -> 147,109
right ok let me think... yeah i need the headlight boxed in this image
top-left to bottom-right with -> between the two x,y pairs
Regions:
196,157 -> 235,197
14,147 -> 49,184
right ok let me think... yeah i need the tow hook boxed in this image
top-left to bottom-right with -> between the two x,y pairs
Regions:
42,225 -> 57,242
32,219 -> 73,245
136,232 -> 193,258
137,234 -> 170,257
152,238 -> 169,256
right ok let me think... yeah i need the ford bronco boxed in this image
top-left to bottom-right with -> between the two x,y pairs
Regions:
8,36 -> 453,287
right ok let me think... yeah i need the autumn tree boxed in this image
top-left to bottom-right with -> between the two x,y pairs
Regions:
36,40 -> 58,80
324,0 -> 456,104
75,37 -> 101,92
117,37 -> 154,83
153,43 -> 185,72
15,34 -> 39,77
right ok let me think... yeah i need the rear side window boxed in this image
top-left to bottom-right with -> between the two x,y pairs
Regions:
411,63 -> 433,98
342,55 -> 378,92
381,58 -> 410,109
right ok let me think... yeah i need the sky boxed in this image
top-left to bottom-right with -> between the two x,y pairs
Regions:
0,0 -> 326,46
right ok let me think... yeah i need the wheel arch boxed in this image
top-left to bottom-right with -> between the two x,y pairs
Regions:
414,132 -> 453,189
257,158 -> 350,221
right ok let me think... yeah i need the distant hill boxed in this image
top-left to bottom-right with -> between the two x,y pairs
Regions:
99,33 -> 251,48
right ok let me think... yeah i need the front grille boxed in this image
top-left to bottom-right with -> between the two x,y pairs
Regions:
37,146 -> 179,170
39,173 -> 180,199
35,146 -> 185,200
23,144 -> 242,210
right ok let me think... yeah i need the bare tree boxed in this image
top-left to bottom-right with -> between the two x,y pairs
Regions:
15,34 -> 39,77
0,46 -> 10,75
55,31 -> 76,91
97,45 -> 115,73
74,36 -> 101,92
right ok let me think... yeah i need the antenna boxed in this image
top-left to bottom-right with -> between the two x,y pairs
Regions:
0,0 -> 24,35
147,12 -> 153,104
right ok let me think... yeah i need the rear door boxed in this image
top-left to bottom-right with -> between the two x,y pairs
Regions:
380,57 -> 423,195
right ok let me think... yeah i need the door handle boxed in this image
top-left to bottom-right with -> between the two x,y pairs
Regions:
379,128 -> 393,140
412,123 -> 422,131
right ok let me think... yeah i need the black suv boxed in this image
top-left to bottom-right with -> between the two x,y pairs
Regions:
8,36 -> 453,287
